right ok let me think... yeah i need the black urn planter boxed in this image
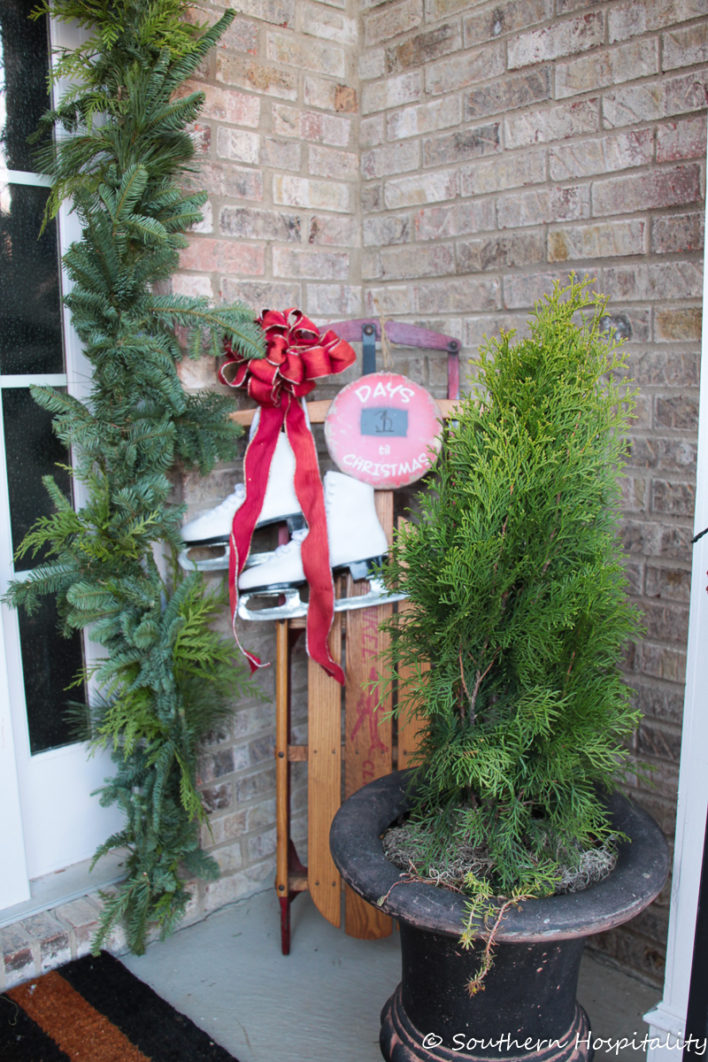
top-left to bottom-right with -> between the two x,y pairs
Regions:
330,771 -> 668,1062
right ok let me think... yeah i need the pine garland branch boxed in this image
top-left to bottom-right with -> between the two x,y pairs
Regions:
6,1 -> 261,954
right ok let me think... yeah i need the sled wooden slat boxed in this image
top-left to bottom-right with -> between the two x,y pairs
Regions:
394,518 -> 428,772
229,397 -> 460,429
342,490 -> 395,939
307,612 -> 343,929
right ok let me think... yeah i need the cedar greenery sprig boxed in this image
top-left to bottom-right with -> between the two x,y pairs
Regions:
7,0 -> 263,953
380,278 -> 641,964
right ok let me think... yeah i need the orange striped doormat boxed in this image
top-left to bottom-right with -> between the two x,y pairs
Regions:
0,952 -> 239,1061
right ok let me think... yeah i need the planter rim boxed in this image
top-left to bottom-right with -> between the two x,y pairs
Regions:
329,769 -> 669,943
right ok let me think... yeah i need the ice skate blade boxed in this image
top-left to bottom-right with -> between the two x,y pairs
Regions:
179,545 -> 272,573
179,514 -> 306,571
237,578 -> 407,622
238,587 -> 307,621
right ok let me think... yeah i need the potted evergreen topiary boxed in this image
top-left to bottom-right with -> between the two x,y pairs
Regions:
330,279 -> 668,1062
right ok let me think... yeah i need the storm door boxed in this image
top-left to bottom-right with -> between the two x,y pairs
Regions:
0,1 -> 120,907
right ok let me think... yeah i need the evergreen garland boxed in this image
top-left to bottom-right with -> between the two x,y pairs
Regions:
381,280 -> 642,948
6,0 -> 264,953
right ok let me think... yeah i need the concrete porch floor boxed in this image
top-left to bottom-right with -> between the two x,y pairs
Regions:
120,888 -> 661,1062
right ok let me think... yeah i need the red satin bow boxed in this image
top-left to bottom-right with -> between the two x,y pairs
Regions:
219,309 -> 356,685
220,308 -> 356,406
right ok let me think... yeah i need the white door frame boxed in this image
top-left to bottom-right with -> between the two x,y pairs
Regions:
645,124 -> 708,1056
0,12 -> 119,907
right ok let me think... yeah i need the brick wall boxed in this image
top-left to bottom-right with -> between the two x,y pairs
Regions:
172,0 -> 363,923
175,0 -> 706,985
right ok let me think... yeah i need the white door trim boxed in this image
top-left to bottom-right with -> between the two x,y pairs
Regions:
645,122 -> 708,1058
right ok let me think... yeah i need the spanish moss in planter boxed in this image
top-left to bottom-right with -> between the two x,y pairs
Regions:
330,279 -> 668,1062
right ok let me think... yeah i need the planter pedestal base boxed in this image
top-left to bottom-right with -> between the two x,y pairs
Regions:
379,923 -> 592,1062
381,988 -> 590,1062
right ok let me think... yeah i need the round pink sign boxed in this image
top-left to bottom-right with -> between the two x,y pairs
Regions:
324,372 -> 442,488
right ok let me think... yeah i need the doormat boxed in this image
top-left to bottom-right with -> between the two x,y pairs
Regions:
0,951 -> 239,1061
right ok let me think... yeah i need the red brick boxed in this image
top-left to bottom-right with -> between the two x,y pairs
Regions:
465,68 -> 551,120
364,0 -> 423,45
380,242 -> 455,279
656,116 -> 707,161
387,95 -> 461,139
384,168 -> 459,209
179,238 -> 265,276
603,70 -> 708,127
222,15 -> 259,54
549,219 -> 646,261
609,0 -> 708,43
655,306 -> 703,342
310,144 -> 359,180
637,716 -> 684,756
216,127 -> 260,164
498,184 -> 590,229
458,232 -> 546,272
663,20 -> 708,69
603,261 -> 703,301
651,478 -> 695,517
636,642 -> 687,684
503,270 -> 584,310
507,12 -> 604,69
386,23 -> 460,72
549,129 -> 653,180
233,0 -> 295,25
628,436 -> 697,473
180,82 -> 261,127
261,137 -> 302,170
645,564 -> 693,603
273,246 -> 351,280
555,38 -> 658,99
425,43 -> 506,95
592,164 -> 702,216
182,161 -> 263,201
363,285 -> 415,316
362,139 -> 421,179
416,276 -> 500,314
628,349 -> 700,387
305,284 -> 363,317
223,279 -> 300,310
220,206 -> 301,245
504,97 -> 600,148
307,215 -> 359,247
363,214 -> 412,246
267,28 -> 347,77
414,200 -> 496,240
216,54 -> 298,100
461,150 -> 546,195
299,5 -> 357,46
362,70 -> 422,113
274,174 -> 353,213
463,0 -> 553,46
273,106 -> 353,147
423,123 -> 500,165
654,394 -> 700,430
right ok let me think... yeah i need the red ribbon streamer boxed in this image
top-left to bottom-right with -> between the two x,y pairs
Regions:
219,309 -> 356,684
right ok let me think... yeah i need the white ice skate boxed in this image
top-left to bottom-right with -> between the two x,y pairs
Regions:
179,430 -> 304,571
237,471 -> 407,621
